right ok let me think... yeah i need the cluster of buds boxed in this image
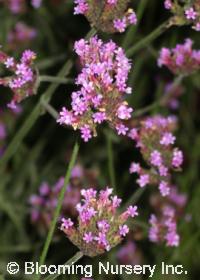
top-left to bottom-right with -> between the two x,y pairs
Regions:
158,38 -> 200,75
164,0 -> 200,31
129,115 -> 183,197
29,165 -> 99,235
0,49 -> 37,109
7,22 -> 37,51
60,187 -> 138,257
0,0 -> 42,13
58,36 -> 133,142
149,187 -> 187,247
74,0 -> 137,33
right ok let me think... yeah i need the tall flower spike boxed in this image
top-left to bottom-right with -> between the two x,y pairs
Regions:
158,38 -> 200,75
164,0 -> 200,31
57,36 -> 133,141
129,115 -> 183,196
60,187 -> 138,257
74,0 -> 137,33
0,49 -> 37,109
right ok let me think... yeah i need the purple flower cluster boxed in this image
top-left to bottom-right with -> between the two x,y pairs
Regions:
58,36 -> 133,141
164,0 -> 200,31
164,80 -> 184,110
60,187 -> 138,256
7,22 -> 37,50
117,241 -> 142,265
0,0 -> 42,13
0,49 -> 37,109
29,165 -> 98,235
129,115 -> 183,196
0,116 -> 6,157
158,38 -> 200,75
149,187 -> 187,247
74,0 -> 137,33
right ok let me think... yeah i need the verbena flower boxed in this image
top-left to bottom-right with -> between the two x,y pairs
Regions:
117,240 -> 142,265
164,80 -> 184,110
74,0 -> 137,33
7,22 -> 37,50
0,49 -> 37,109
57,36 -> 133,141
164,0 -> 200,31
149,187 -> 187,247
0,0 -> 42,13
129,116 -> 183,196
60,187 -> 138,256
29,165 -> 99,235
158,39 -> 200,75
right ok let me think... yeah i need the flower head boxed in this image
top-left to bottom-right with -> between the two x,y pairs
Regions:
58,36 -> 133,141
74,0 -> 137,33
0,49 -> 37,108
60,187 -> 138,256
158,39 -> 200,75
129,115 -> 183,196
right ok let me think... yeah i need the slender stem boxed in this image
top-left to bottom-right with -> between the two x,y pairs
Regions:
123,187 -> 146,211
39,75 -> 73,84
133,75 -> 184,118
126,20 -> 170,57
36,141 -> 80,280
85,27 -> 96,39
44,251 -> 84,280
41,99 -> 59,119
106,134 -> 116,191
36,53 -> 67,70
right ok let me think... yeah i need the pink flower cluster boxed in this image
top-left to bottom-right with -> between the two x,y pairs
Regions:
149,187 -> 187,247
58,36 -> 133,142
29,165 -> 98,235
117,241 -> 142,265
164,0 -> 200,31
164,80 -> 184,110
0,0 -> 42,13
74,0 -> 137,33
7,22 -> 37,50
158,38 -> 200,75
0,49 -> 37,109
61,187 -> 138,256
129,116 -> 183,196
0,116 -> 6,157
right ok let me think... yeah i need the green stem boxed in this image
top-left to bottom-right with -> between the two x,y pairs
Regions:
134,75 -> 184,118
39,75 -> 73,84
41,99 -> 59,119
36,53 -> 67,70
123,187 -> 146,210
106,134 -> 116,191
36,141 -> 80,280
43,251 -> 84,280
126,20 -> 170,57
85,27 -> 97,39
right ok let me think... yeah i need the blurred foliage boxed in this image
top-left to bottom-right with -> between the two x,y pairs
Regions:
0,0 -> 200,279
